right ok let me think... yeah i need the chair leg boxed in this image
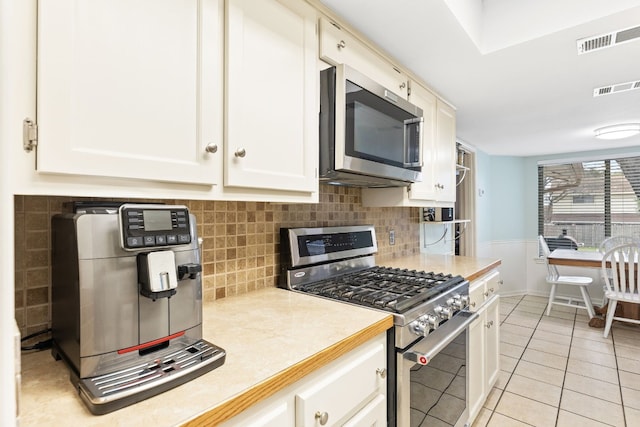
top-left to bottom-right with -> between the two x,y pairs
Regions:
547,284 -> 557,316
603,300 -> 617,338
579,286 -> 595,319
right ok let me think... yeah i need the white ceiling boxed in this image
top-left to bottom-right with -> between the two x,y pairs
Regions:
319,0 -> 640,156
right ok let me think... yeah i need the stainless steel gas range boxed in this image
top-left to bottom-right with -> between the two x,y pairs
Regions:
279,225 -> 478,427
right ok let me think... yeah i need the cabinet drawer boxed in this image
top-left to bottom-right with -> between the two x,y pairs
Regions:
469,280 -> 485,312
295,340 -> 385,426
342,393 -> 386,427
485,271 -> 501,298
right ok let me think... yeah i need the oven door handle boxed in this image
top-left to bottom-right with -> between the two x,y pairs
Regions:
402,310 -> 478,365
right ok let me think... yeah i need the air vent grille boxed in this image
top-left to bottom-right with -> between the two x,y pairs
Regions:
593,80 -> 640,97
577,25 -> 640,54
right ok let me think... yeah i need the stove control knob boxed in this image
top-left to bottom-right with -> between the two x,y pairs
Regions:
434,305 -> 453,320
409,314 -> 440,337
425,314 -> 440,330
450,294 -> 469,310
409,318 -> 430,337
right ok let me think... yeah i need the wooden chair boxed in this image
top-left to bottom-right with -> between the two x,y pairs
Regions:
601,243 -> 640,338
598,236 -> 640,307
539,235 -> 595,319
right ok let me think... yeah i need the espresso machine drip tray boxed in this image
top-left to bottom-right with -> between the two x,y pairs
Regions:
75,340 -> 226,415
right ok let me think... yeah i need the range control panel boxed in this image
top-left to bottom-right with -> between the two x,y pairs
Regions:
119,204 -> 191,250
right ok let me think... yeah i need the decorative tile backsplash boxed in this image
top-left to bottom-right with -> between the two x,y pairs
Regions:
14,185 -> 420,335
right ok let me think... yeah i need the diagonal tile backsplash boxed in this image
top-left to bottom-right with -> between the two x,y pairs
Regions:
14,185 -> 421,335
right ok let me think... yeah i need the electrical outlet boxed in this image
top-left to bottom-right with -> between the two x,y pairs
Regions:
389,230 -> 395,245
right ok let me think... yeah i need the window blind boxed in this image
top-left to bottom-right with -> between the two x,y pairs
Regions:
538,155 -> 640,250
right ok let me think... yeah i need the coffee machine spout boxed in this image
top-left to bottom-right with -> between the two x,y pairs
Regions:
137,251 -> 179,300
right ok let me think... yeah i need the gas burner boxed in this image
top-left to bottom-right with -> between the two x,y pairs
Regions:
295,266 -> 464,314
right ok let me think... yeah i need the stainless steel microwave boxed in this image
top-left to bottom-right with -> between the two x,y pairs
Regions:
319,64 -> 423,187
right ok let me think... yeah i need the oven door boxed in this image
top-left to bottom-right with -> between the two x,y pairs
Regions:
397,311 -> 478,427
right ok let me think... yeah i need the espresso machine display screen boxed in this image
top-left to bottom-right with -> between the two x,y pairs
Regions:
143,210 -> 172,231
119,204 -> 192,250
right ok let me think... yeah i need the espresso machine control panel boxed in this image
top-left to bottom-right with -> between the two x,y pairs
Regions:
119,204 -> 191,250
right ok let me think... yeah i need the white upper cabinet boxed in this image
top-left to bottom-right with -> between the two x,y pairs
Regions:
361,82 -> 456,207
433,99 -> 457,203
318,17 -> 408,99
224,0 -> 318,193
405,82 -> 438,201
37,0 -> 223,185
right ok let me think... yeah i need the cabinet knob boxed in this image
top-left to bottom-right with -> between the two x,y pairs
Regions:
483,291 -> 489,297
485,320 -> 494,328
205,143 -> 218,154
470,301 -> 476,307
400,82 -> 406,90
337,39 -> 346,49
489,287 -> 494,293
376,368 -> 387,379
315,411 -> 329,425
234,148 -> 246,158
498,280 -> 504,285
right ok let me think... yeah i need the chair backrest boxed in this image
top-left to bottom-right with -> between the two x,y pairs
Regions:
599,236 -> 640,254
544,237 -> 579,251
538,235 -> 560,280
601,243 -> 640,298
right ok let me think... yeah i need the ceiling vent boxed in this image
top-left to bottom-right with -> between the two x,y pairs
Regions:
593,80 -> 640,97
577,25 -> 640,54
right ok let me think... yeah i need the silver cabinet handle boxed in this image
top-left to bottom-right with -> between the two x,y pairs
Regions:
205,143 -> 217,154
485,320 -> 494,328
470,301 -> 476,307
376,368 -> 387,379
315,411 -> 329,425
400,82 -> 406,89
337,40 -> 346,49
498,280 -> 504,285
484,291 -> 489,297
489,288 -> 495,293
234,148 -> 246,158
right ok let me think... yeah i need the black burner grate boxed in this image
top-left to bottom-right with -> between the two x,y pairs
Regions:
296,266 -> 464,313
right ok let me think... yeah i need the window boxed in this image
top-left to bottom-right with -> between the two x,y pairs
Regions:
538,155 -> 640,250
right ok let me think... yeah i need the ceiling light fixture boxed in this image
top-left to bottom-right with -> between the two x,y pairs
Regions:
594,123 -> 640,140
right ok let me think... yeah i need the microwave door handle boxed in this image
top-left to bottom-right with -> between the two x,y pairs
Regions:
403,117 -> 423,167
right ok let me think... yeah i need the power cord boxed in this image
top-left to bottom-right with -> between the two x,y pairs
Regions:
20,327 -> 53,352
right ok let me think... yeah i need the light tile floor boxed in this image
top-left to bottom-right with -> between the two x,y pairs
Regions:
472,294 -> 640,427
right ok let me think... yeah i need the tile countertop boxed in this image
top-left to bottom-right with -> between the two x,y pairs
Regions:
19,288 -> 392,427
377,253 -> 501,282
18,254 -> 500,426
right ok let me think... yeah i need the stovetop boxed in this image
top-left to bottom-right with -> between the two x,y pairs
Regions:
294,266 -> 465,314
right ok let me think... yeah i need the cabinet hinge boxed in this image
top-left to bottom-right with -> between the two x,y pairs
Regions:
23,118 -> 38,152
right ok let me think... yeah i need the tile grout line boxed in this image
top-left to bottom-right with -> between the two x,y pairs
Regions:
500,296 -> 628,427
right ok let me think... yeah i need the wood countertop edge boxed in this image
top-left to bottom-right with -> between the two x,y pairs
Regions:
464,260 -> 502,282
181,315 -> 394,426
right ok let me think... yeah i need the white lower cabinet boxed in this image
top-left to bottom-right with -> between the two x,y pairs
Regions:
467,271 -> 501,424
221,333 -> 387,427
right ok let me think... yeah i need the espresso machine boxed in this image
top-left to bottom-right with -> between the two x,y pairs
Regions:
51,203 -> 225,414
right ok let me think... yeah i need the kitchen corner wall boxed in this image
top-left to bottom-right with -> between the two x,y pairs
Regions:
14,185 -> 420,336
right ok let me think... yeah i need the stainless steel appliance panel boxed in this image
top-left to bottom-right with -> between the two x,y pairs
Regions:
78,257 -> 141,357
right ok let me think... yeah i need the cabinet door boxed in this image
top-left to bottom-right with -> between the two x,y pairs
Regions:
37,0 -> 222,185
433,99 -> 456,203
407,82 -> 437,201
467,311 -> 486,424
319,17 -> 408,99
295,339 -> 386,426
342,394 -> 386,427
225,0 -> 317,193
484,295 -> 500,389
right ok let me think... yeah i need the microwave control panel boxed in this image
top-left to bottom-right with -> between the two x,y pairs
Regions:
119,204 -> 191,250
